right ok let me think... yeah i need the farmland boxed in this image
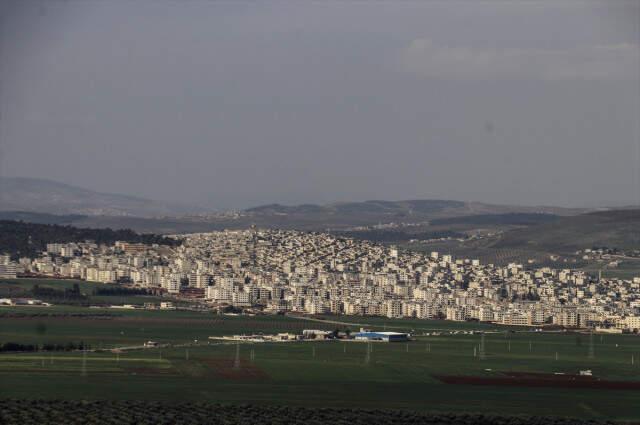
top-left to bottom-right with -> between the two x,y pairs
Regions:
0,278 -> 166,306
1,303 -> 640,421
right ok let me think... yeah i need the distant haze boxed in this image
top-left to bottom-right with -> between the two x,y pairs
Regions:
1,1 -> 639,210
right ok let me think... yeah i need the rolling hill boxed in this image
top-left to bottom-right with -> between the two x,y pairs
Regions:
0,176 -> 594,234
243,199 -> 586,230
490,209 -> 640,253
401,209 -> 640,268
0,177 -> 201,217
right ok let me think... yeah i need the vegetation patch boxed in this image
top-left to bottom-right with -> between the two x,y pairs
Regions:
0,220 -> 179,259
0,400 -> 616,425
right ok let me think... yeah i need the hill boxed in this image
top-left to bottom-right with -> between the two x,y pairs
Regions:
0,200 -> 587,234
490,209 -> 640,253
245,199 -> 584,218
0,177 -> 591,233
244,199 -> 585,230
430,213 -> 560,227
400,209 -> 640,269
0,177 -> 200,217
246,199 -> 468,216
0,211 -> 86,225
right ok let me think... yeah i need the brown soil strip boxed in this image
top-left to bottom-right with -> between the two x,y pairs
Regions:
202,358 -> 269,381
434,373 -> 640,390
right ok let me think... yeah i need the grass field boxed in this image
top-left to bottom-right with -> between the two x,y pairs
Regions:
1,302 -> 640,421
0,278 -> 166,306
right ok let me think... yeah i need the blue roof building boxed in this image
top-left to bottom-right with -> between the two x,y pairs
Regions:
353,331 -> 409,342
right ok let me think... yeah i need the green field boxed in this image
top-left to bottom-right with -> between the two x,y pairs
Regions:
0,278 -> 166,306
1,301 -> 640,421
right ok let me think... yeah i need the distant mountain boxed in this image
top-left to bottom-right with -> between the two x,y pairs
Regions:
245,199 -> 468,216
0,177 -> 201,217
0,211 -> 85,225
245,199 -> 587,223
0,178 -> 595,234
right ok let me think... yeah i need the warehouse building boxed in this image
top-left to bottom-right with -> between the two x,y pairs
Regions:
353,330 -> 409,342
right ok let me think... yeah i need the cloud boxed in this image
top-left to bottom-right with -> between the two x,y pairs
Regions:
399,39 -> 639,81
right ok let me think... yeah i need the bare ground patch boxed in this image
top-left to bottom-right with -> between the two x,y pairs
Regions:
202,358 -> 269,381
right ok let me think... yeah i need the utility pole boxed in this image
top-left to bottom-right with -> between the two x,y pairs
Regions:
81,351 -> 87,377
234,343 -> 240,369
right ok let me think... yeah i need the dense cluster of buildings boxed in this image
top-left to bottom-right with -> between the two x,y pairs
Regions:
3,229 -> 640,331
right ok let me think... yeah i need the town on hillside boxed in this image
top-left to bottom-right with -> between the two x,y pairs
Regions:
1,229 -> 639,333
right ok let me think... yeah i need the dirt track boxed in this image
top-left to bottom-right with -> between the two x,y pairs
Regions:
434,372 -> 640,390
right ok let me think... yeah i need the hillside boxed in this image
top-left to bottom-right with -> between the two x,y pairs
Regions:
430,213 -> 560,227
243,199 -> 586,230
0,211 -> 86,225
0,198 -> 588,234
245,199 -> 584,218
246,199 -> 467,216
0,177 -> 200,217
400,209 -> 640,269
490,209 -> 640,253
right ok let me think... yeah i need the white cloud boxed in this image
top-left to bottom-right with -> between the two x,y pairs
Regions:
399,39 -> 640,81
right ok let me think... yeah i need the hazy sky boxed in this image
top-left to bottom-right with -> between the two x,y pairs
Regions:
1,0 -> 639,210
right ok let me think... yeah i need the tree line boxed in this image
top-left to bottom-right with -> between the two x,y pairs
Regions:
32,283 -> 86,301
0,341 -> 90,353
0,220 -> 180,259
92,287 -> 150,296
0,400 -> 615,425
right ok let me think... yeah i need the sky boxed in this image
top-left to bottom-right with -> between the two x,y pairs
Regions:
1,0 -> 639,210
